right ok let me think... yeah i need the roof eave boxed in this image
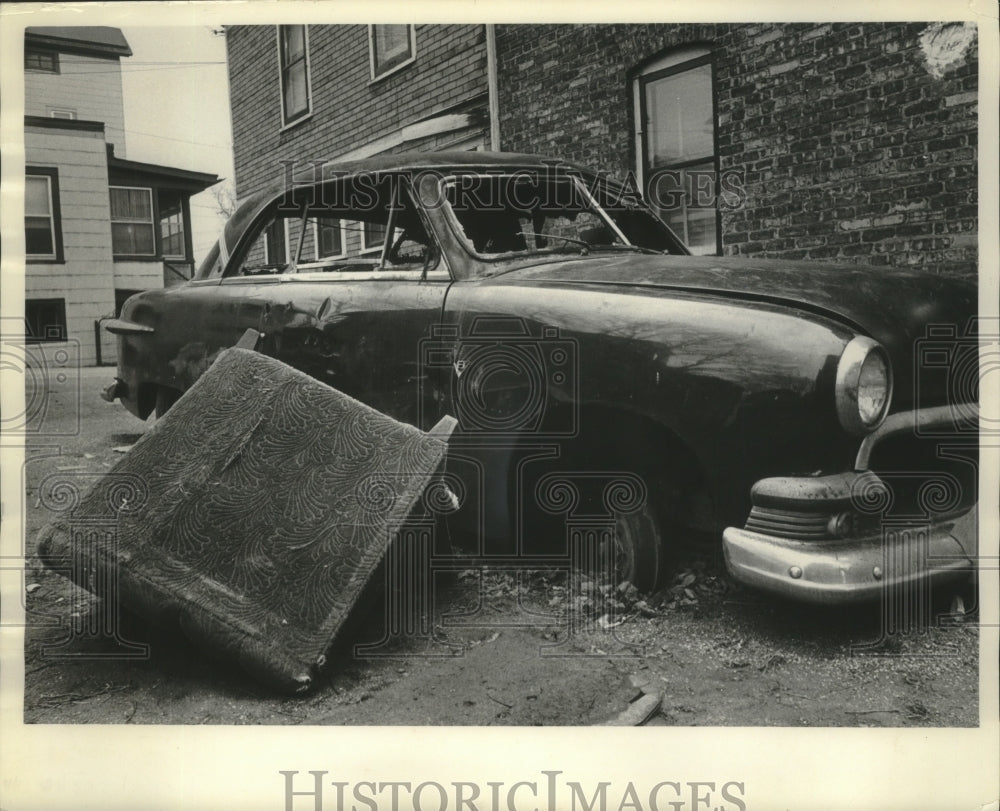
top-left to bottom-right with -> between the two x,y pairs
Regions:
108,154 -> 221,193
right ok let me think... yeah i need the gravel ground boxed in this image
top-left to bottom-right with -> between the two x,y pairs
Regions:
17,365 -> 980,726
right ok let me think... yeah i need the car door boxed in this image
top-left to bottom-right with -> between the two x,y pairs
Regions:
253,174 -> 453,429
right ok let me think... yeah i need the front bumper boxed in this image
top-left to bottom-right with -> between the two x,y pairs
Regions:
723,404 -> 978,604
723,507 -> 975,604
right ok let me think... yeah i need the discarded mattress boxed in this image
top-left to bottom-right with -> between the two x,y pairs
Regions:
38,347 -> 456,693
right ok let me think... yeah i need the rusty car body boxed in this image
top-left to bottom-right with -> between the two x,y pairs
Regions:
102,152 -> 979,602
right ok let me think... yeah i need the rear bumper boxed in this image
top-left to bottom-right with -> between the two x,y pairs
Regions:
723,507 -> 975,604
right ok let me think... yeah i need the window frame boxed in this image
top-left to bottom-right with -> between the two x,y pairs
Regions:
359,220 -> 388,255
25,298 -> 68,343
368,24 -> 416,81
25,49 -> 59,73
276,25 -> 313,129
633,47 -> 721,255
25,167 -> 64,263
157,189 -> 188,260
262,218 -> 290,265
109,185 -> 157,258
311,218 -> 348,261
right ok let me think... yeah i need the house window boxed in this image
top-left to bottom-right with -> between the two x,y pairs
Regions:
369,25 -> 415,80
361,220 -> 387,253
110,186 -> 155,256
264,219 -> 287,264
158,189 -> 186,258
25,49 -> 58,73
634,47 -> 719,255
48,108 -> 77,120
278,25 -> 311,126
25,299 -> 67,343
25,168 -> 63,262
316,219 -> 345,259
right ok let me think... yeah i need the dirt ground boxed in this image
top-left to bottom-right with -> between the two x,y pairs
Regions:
17,366 -> 980,726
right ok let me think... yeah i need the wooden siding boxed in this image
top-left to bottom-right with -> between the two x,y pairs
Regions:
25,51 -> 127,155
25,125 -> 118,366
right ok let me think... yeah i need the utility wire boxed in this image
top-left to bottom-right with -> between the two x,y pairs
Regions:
124,128 -> 232,150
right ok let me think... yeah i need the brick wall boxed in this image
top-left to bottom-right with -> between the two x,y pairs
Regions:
227,24 -> 489,198
495,23 -> 978,277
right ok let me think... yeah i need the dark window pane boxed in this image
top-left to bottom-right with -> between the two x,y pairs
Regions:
25,175 -> 51,216
372,25 -> 412,75
25,49 -> 58,72
363,220 -> 386,250
282,26 -> 305,61
283,60 -> 308,119
25,175 -> 55,257
112,223 -> 155,255
159,190 -> 186,257
110,187 -> 152,220
25,298 -> 67,342
644,63 -> 713,167
318,220 -> 342,257
279,25 -> 309,123
265,220 -> 286,263
25,219 -> 54,255
647,163 -> 717,256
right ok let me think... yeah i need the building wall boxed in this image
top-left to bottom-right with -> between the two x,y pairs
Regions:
25,124 -> 117,366
113,259 -> 163,291
24,52 -> 127,155
495,22 -> 978,277
227,24 -> 489,198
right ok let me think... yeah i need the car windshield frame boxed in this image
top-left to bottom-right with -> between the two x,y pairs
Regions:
435,169 -> 686,273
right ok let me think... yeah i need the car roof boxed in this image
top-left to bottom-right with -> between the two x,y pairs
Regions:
222,151 -> 603,254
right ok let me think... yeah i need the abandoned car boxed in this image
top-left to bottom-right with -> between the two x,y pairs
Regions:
102,152 -> 979,603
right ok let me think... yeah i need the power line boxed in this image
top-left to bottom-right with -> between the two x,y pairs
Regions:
124,127 -> 232,150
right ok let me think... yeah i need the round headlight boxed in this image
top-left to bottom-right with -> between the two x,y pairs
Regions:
835,336 -> 893,435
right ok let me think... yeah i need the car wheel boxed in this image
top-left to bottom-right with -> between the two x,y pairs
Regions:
604,500 -> 665,594
154,386 -> 182,418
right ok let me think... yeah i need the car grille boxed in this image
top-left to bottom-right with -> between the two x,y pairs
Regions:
744,507 -> 830,540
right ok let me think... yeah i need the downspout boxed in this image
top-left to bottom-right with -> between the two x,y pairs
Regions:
485,24 -> 500,151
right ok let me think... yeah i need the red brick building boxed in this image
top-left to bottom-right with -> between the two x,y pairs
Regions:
226,24 -> 490,198
226,22 -> 978,277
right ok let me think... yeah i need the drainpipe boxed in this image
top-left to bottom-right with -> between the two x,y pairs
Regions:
485,24 -> 500,151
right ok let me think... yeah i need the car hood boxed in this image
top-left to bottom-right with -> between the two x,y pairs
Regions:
502,253 -> 978,409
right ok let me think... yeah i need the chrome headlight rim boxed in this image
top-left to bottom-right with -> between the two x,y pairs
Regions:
835,336 -> 893,436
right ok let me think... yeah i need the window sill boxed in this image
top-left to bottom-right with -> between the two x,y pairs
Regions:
279,112 -> 313,134
26,257 -> 65,264
368,56 -> 416,85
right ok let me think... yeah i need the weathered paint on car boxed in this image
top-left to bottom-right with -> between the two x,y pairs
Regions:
105,152 -> 978,600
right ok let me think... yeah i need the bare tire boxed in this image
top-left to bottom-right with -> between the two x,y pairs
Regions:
605,500 -> 666,593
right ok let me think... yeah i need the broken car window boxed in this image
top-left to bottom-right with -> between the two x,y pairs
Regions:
226,175 -> 438,278
441,172 -> 685,264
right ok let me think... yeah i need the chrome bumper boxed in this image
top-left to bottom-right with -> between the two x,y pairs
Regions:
723,508 -> 975,604
723,403 -> 978,604
100,378 -> 124,403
